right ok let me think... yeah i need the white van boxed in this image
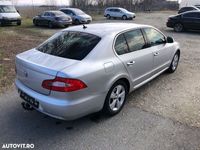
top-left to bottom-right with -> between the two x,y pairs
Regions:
0,0 -> 21,26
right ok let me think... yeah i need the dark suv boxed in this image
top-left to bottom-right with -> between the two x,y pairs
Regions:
167,11 -> 200,32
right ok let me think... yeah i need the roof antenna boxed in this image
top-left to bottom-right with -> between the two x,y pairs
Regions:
83,24 -> 87,29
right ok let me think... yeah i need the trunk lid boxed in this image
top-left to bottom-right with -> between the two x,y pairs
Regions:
16,49 -> 78,95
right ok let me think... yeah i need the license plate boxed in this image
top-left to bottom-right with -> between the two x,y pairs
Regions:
20,91 -> 39,108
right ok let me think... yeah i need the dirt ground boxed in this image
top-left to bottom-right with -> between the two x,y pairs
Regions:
0,11 -> 200,128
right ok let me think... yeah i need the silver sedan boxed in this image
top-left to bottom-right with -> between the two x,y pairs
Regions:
15,23 -> 180,120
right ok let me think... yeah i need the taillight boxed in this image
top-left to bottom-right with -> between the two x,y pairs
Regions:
42,77 -> 87,92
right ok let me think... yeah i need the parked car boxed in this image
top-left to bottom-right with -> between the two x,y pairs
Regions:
15,23 -> 180,120
60,8 -> 92,24
178,6 -> 199,14
33,11 -> 72,28
195,5 -> 200,9
0,0 -> 21,26
167,11 -> 200,32
104,7 -> 136,20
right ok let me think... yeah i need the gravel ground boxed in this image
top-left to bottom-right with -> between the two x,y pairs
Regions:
0,11 -> 200,149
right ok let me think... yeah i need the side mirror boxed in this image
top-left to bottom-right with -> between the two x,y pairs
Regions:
166,36 -> 174,43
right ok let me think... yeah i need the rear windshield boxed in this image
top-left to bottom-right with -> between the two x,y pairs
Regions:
37,31 -> 101,60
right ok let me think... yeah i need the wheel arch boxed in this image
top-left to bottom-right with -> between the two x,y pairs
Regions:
106,75 -> 131,94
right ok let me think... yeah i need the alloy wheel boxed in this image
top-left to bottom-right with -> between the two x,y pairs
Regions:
109,85 -> 126,112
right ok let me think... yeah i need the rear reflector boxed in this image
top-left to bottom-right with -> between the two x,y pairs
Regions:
42,77 -> 87,92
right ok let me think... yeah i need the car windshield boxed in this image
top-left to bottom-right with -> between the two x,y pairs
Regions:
74,9 -> 85,15
0,5 -> 17,13
37,31 -> 101,60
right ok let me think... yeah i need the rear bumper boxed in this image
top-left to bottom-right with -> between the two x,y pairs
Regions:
54,21 -> 72,27
15,79 -> 106,120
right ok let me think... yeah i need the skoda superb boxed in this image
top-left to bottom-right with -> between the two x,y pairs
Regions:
15,23 -> 180,120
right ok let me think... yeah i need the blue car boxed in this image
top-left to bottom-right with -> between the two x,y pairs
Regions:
60,8 -> 92,24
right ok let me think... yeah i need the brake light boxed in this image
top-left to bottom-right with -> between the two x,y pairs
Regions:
42,77 -> 87,92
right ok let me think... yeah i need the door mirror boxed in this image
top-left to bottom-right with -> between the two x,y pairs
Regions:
166,36 -> 174,43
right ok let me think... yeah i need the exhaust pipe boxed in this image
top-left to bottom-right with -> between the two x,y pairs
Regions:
21,102 -> 34,111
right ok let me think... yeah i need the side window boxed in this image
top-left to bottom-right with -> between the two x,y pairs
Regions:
50,13 -> 55,17
115,9 -> 120,12
115,34 -> 129,55
184,13 -> 198,18
124,29 -> 146,52
43,12 -> 50,16
144,28 -> 166,46
62,10 -> 69,14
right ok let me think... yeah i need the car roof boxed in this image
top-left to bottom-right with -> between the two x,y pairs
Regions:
63,23 -> 151,37
181,10 -> 200,14
106,7 -> 123,9
44,10 -> 62,13
60,8 -> 81,11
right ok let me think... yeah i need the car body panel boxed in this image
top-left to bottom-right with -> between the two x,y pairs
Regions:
167,11 -> 200,31
15,23 -> 180,120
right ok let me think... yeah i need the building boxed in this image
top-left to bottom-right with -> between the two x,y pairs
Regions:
179,0 -> 200,8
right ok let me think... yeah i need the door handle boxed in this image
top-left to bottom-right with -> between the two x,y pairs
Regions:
127,61 -> 135,66
154,52 -> 159,56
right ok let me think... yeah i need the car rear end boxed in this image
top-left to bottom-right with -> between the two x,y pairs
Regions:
15,31 -> 104,120
104,8 -> 109,17
53,14 -> 72,27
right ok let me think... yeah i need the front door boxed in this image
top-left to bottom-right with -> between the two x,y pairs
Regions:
114,29 -> 154,87
143,28 -> 172,73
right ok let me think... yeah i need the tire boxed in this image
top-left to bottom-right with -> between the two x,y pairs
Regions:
0,20 -> 4,27
106,14 -> 111,20
122,15 -> 127,20
48,21 -> 53,28
74,19 -> 80,25
33,19 -> 38,26
167,52 -> 180,73
103,80 -> 128,116
17,20 -> 21,26
174,23 -> 183,32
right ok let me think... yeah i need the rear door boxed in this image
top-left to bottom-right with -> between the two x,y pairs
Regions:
143,27 -> 172,74
114,29 -> 154,87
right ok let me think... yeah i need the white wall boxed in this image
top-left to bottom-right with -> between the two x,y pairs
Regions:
180,0 -> 200,8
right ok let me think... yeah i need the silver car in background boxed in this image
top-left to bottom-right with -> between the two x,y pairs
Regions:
60,8 -> 92,24
104,7 -> 136,20
15,23 -> 180,120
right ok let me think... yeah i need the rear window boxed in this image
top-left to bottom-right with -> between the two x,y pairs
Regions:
37,31 -> 101,60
